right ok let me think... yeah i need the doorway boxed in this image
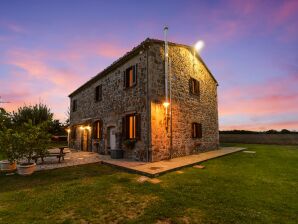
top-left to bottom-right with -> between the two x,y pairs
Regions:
81,129 -> 89,151
107,126 -> 116,152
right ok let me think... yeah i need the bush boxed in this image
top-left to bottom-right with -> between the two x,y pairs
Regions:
20,121 -> 51,164
0,128 -> 23,163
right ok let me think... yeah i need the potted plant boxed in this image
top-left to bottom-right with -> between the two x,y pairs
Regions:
17,121 -> 50,176
122,139 -> 136,150
0,128 -> 19,172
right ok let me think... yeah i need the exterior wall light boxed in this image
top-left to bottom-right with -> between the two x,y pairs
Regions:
163,102 -> 170,108
194,40 -> 204,53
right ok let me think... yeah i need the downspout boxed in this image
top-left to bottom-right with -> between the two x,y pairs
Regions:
146,45 -> 151,162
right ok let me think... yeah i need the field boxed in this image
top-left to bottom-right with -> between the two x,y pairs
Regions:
0,144 -> 297,223
220,134 -> 298,145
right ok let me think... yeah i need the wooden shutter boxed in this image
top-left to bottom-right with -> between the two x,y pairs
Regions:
123,71 -> 126,88
197,123 -> 202,138
122,116 -> 127,140
196,80 -> 200,96
191,123 -> 195,138
133,64 -> 138,84
93,122 -> 97,138
136,114 -> 141,140
189,79 -> 193,94
99,120 -> 103,139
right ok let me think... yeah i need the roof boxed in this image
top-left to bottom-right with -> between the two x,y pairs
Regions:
68,38 -> 218,97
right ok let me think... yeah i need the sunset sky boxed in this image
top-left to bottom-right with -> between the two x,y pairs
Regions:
0,0 -> 297,131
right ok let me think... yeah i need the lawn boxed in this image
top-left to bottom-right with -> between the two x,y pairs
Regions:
0,144 -> 297,224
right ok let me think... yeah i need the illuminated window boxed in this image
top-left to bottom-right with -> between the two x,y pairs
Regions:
72,100 -> 77,112
93,120 -> 102,139
189,78 -> 200,96
192,123 -> 202,138
124,65 -> 137,88
123,114 -> 141,140
95,85 -> 102,102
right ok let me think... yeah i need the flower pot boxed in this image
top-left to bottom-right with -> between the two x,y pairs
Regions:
110,149 -> 124,159
17,162 -> 36,176
0,160 -> 17,172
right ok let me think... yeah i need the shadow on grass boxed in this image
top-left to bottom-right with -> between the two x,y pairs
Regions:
0,163 -> 119,193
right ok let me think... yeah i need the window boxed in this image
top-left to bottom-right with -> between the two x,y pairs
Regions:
192,123 -> 202,138
124,65 -> 137,88
93,120 -> 102,139
72,100 -> 77,112
189,78 -> 200,96
122,113 -> 141,140
95,85 -> 102,102
71,127 -> 77,139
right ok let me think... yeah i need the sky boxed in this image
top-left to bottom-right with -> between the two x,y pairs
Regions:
0,0 -> 297,131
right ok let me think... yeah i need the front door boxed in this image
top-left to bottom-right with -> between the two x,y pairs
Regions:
82,129 -> 88,151
109,127 -> 116,150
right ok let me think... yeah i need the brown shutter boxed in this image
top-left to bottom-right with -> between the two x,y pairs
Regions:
189,79 -> 193,94
197,80 -> 200,96
98,85 -> 102,101
198,123 -> 202,138
98,120 -> 103,139
93,122 -> 97,138
136,114 -> 141,140
134,64 -> 138,84
122,116 -> 127,140
123,71 -> 126,88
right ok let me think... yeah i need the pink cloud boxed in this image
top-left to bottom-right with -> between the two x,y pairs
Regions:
1,38 -> 129,121
219,72 -> 298,117
274,0 -> 298,25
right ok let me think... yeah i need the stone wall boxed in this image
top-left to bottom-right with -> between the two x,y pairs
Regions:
69,40 -> 219,162
148,43 -> 219,161
69,51 -> 150,161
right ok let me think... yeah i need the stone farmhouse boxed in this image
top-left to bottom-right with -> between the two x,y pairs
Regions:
68,38 -> 219,162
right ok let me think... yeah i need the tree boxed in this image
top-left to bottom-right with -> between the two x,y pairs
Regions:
280,129 -> 291,134
12,103 -> 53,127
0,107 -> 12,129
49,119 -> 66,135
266,129 -> 278,134
20,121 -> 51,164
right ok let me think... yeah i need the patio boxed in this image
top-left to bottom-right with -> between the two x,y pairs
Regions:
35,147 -> 244,176
36,148 -> 101,171
101,147 -> 245,177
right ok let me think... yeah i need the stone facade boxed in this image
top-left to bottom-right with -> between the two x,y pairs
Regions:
69,39 -> 219,162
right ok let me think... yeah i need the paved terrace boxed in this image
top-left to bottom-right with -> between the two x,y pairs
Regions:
36,149 -> 101,171
101,147 -> 245,177
35,147 -> 244,176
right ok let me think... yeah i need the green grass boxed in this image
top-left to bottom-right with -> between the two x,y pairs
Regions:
0,144 -> 297,224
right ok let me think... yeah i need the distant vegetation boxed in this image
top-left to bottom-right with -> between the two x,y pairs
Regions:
220,129 -> 298,134
220,130 -> 298,145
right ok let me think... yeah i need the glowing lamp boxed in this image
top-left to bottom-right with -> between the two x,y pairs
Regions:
163,102 -> 170,108
194,40 -> 204,53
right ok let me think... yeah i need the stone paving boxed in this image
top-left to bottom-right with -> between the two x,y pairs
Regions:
102,147 -> 245,177
36,148 -> 101,171
35,147 -> 244,177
